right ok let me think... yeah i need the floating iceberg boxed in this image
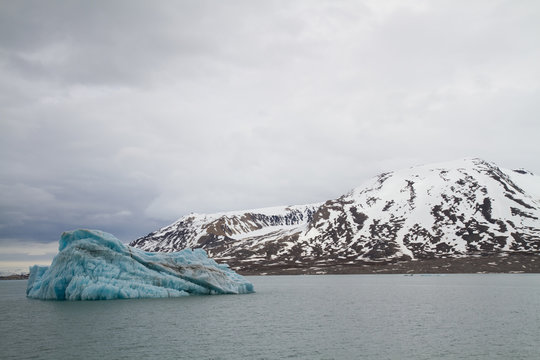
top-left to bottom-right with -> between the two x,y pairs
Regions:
27,229 -> 254,300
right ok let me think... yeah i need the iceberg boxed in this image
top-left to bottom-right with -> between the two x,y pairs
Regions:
26,229 -> 254,300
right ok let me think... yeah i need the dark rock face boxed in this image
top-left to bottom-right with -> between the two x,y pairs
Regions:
131,158 -> 540,273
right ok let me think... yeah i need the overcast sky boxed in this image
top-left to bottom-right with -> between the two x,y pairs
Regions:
1,0 -> 539,272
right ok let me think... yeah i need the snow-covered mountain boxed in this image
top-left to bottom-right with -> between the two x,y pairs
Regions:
131,203 -> 321,257
131,158 -> 540,272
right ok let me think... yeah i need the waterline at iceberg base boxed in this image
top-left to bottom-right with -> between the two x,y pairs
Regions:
26,229 -> 254,300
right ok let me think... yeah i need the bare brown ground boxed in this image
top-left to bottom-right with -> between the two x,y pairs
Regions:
232,252 -> 540,276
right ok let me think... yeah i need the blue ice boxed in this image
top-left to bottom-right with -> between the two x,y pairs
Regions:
26,229 -> 254,300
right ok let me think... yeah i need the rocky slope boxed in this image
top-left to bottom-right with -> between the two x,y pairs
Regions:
131,158 -> 540,273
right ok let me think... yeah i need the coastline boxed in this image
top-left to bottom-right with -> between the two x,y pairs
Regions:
0,274 -> 29,280
233,252 -> 540,276
3,252 -> 538,279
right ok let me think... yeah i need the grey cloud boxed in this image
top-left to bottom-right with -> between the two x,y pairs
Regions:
1,1 -> 216,85
0,0 -> 314,86
1,0 -> 539,256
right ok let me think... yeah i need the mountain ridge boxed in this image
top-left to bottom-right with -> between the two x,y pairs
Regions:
130,158 -> 540,274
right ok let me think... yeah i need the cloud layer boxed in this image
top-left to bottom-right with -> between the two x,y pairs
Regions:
1,0 -> 539,251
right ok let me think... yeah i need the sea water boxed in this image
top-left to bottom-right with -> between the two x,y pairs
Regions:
0,274 -> 539,359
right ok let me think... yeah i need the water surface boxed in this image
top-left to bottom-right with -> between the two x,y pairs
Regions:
1,274 -> 539,359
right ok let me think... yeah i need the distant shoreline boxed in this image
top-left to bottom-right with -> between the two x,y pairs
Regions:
0,274 -> 29,280
2,253 -> 538,279
233,252 -> 540,276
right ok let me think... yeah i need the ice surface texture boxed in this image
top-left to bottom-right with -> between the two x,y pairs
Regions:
26,229 -> 254,300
